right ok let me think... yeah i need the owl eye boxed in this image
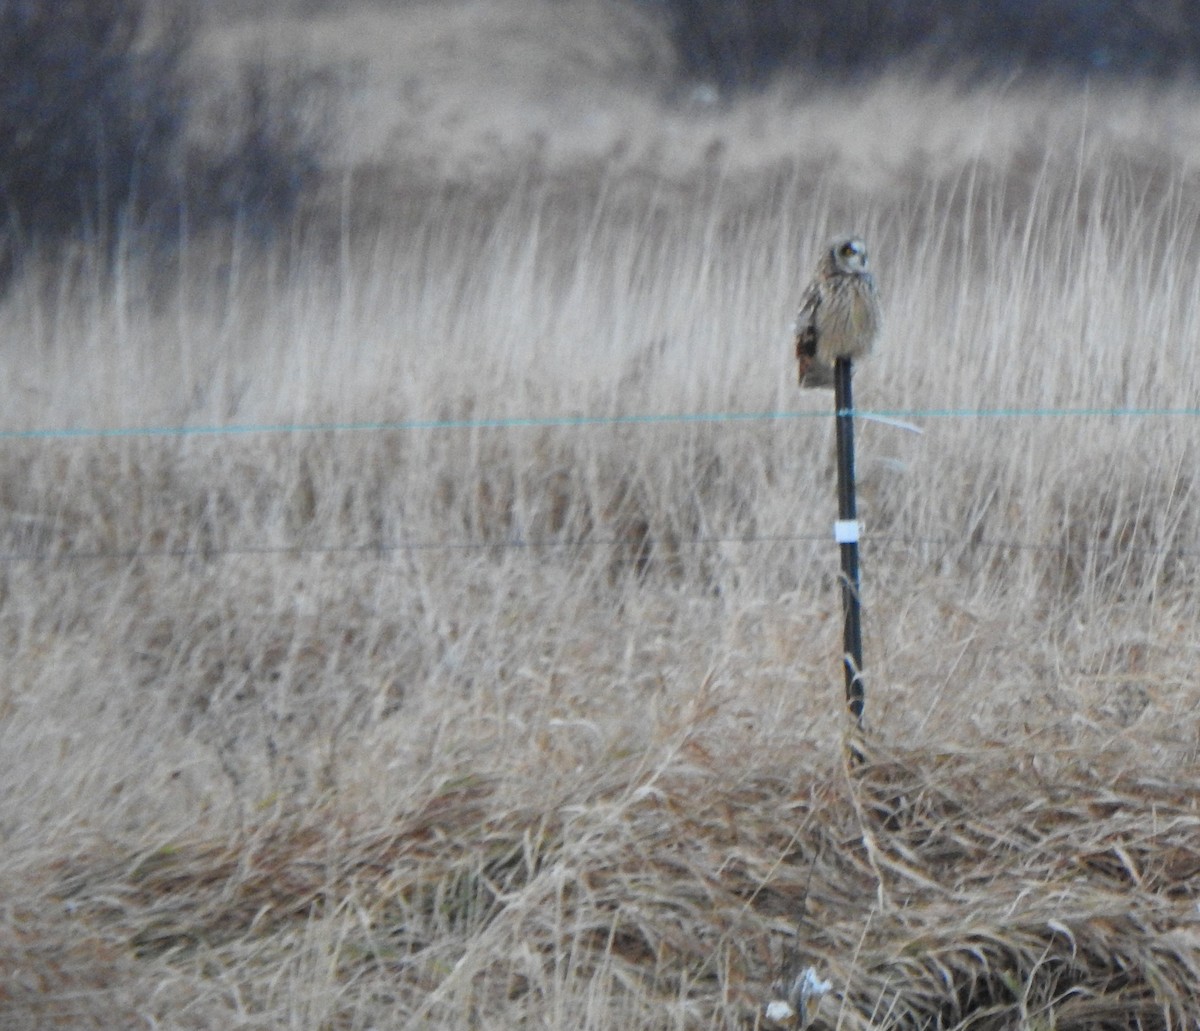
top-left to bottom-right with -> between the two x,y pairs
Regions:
840,243 -> 857,258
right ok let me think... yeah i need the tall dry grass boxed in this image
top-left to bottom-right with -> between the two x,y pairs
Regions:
3,3 -> 1200,1027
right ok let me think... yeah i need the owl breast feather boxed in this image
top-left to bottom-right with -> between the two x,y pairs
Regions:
816,278 -> 880,363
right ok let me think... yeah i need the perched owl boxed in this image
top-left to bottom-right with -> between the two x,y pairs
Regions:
793,234 -> 881,388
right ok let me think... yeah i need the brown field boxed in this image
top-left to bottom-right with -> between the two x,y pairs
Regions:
3,2 -> 1200,1028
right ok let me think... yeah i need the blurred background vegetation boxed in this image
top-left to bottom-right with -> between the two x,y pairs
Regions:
0,0 -> 324,281
658,0 -> 1200,89
3,0 -> 1200,281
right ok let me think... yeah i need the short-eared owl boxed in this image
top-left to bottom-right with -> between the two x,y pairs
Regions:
793,234 -> 881,388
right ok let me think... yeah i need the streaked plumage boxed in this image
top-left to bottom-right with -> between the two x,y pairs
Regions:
793,234 -> 881,388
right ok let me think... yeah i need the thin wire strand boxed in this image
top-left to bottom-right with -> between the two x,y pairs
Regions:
2,528 -> 1196,567
3,405 -> 1200,441
0,532 -> 827,566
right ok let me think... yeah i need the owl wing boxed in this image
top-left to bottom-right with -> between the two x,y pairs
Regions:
793,281 -> 832,388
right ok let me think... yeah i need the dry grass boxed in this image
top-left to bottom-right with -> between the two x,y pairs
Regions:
3,1 -> 1200,1027
19,744 -> 1200,1028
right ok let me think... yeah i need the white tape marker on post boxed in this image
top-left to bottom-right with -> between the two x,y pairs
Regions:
834,519 -> 860,544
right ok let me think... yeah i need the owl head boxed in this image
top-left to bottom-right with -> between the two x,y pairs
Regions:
829,234 -> 869,274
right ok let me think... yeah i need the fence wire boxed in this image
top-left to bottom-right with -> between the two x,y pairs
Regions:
2,530 -> 1196,568
3,405 -> 1200,442
2,404 -> 1197,568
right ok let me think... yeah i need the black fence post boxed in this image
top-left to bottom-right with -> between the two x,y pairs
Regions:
833,357 -> 865,726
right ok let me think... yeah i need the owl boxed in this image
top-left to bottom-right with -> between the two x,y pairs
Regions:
793,234 -> 881,388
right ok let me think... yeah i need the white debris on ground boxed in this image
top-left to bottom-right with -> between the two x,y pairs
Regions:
763,967 -> 833,1028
